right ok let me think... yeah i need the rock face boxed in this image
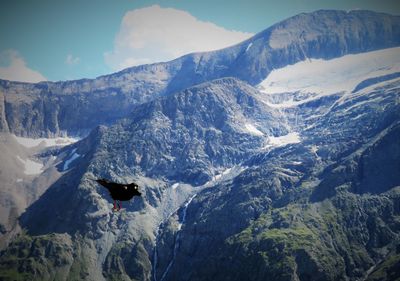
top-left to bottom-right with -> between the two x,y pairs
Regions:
1,10 -> 399,137
150,71 -> 400,280
18,78 -> 286,235
1,9 -> 400,281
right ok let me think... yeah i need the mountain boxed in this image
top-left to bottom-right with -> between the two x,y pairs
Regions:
0,134 -> 76,248
1,10 -> 399,137
1,9 -> 400,281
155,69 -> 400,281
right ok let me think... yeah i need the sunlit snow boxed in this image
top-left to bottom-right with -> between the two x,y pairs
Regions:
209,166 -> 247,186
264,132 -> 301,148
17,156 -> 43,175
14,135 -> 78,148
63,148 -> 81,171
245,42 -> 253,52
244,123 -> 264,136
258,47 -> 400,97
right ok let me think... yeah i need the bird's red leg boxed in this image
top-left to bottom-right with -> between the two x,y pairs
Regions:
118,201 -> 122,211
113,200 -> 116,210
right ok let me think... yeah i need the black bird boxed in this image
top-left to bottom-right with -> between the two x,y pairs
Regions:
93,178 -> 141,211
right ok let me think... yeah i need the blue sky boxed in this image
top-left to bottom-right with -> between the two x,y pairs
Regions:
0,0 -> 399,82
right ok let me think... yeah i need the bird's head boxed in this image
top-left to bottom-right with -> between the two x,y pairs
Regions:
128,182 -> 142,196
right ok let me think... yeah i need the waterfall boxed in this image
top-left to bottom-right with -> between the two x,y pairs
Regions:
153,194 -> 197,281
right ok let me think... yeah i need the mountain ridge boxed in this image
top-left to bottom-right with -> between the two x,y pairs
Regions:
1,10 -> 399,137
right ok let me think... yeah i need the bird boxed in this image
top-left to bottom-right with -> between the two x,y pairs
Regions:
93,178 -> 141,211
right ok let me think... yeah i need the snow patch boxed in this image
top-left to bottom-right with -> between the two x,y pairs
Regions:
244,123 -> 264,136
310,145 -> 322,161
212,167 -> 232,181
17,156 -> 43,175
14,135 -> 78,148
63,148 -> 81,171
213,174 -> 222,181
265,132 -> 301,148
209,166 -> 247,186
171,183 -> 179,190
245,42 -> 253,52
310,145 -> 318,154
258,47 -> 400,97
343,96 -> 384,113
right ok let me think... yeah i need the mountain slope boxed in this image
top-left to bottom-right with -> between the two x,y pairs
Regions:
0,9 -> 400,281
1,68 -> 399,281
0,134 -> 77,249
1,10 -> 399,137
0,78 -> 288,281
154,77 -> 400,281
19,77 -> 287,235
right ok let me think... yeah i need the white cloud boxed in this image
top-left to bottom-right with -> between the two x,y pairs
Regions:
105,5 -> 254,70
0,50 -> 46,83
65,54 -> 80,65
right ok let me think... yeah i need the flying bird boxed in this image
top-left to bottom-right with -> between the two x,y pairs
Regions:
93,178 -> 141,211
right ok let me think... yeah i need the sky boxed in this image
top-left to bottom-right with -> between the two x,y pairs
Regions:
0,0 -> 399,82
